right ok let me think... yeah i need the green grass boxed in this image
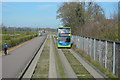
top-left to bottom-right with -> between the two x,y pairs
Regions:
1,31 -> 38,50
72,45 -> 118,78
62,49 -> 93,79
32,37 -> 50,78
2,31 -> 37,35
52,36 -> 67,78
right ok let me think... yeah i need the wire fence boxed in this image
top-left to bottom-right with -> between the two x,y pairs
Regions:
72,35 -> 120,77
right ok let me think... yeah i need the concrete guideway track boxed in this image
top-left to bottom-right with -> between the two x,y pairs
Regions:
52,35 -> 78,78
69,49 -> 107,79
2,36 -> 46,78
2,34 -> 108,79
48,35 -> 57,78
53,35 -> 106,79
58,49 -> 78,78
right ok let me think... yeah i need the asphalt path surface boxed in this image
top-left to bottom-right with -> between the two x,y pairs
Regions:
2,36 -> 46,78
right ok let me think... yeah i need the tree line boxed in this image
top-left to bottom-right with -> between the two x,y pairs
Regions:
57,2 -> 119,41
0,24 -> 56,33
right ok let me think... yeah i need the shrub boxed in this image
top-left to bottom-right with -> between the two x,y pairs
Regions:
2,35 -> 11,40
1,34 -> 37,50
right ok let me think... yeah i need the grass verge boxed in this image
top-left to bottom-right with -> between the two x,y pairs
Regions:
52,36 -> 67,78
62,49 -> 93,79
32,36 -> 50,78
72,44 -> 118,79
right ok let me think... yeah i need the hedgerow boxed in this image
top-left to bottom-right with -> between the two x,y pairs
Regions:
1,32 -> 38,50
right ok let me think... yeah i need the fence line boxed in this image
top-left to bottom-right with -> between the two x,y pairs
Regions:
72,35 -> 120,76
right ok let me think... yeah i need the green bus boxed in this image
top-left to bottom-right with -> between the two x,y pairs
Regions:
57,27 -> 71,48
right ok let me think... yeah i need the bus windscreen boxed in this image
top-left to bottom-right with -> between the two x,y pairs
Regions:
58,28 -> 70,37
